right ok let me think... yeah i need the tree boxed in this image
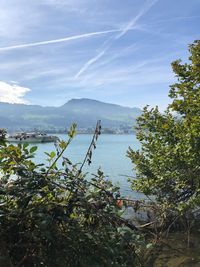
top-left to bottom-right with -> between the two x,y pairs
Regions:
128,40 -> 200,216
0,124 -> 145,267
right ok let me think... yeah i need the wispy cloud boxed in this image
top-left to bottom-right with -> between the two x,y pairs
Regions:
75,50 -> 106,78
152,15 -> 200,24
74,0 -> 159,78
0,29 -> 120,52
48,55 -> 173,91
0,0 -> 198,108
0,81 -> 30,104
116,0 -> 159,39
76,64 -> 173,91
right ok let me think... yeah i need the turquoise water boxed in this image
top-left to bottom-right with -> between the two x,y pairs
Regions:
35,134 -> 141,197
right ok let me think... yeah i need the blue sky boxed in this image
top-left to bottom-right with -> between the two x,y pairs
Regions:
0,0 -> 199,109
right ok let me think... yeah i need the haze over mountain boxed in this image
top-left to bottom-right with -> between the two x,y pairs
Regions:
0,99 -> 141,132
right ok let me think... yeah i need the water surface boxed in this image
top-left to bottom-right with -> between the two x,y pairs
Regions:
35,134 -> 141,197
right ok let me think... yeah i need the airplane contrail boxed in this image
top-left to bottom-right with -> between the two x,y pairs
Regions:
0,29 -> 120,52
75,50 -> 107,79
116,0 -> 159,39
75,0 -> 159,78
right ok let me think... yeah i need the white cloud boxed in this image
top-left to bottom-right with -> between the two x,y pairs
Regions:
0,81 -> 30,104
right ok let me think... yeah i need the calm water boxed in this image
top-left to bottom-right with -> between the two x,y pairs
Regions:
35,134 -> 141,197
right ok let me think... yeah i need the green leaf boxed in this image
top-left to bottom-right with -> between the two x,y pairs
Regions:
30,146 -> 37,154
68,123 -> 77,138
50,151 -> 56,158
59,140 -> 67,150
146,243 -> 153,249
23,143 -> 29,149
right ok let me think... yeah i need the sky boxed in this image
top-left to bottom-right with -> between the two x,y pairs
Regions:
0,0 -> 199,110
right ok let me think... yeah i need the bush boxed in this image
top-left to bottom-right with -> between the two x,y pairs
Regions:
0,125 -> 144,267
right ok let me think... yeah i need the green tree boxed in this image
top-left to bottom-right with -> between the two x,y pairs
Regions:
128,40 -> 200,216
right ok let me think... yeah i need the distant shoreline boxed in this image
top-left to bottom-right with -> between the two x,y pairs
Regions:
52,132 -> 136,135
7,131 -> 136,135
6,132 -> 136,136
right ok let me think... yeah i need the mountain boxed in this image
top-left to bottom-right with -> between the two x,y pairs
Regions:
0,99 -> 142,132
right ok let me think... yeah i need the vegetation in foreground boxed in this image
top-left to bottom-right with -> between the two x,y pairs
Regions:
128,40 -> 200,228
0,40 -> 199,266
127,40 -> 200,265
0,124 -> 147,267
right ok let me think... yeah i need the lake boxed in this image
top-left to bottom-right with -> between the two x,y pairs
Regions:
35,134 -> 141,198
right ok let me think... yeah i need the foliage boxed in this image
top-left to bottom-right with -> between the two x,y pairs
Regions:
0,129 -> 6,145
0,124 -> 145,267
128,40 -> 200,216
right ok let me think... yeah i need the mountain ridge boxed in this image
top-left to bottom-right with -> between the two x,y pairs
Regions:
62,98 -> 138,110
0,98 -> 142,132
